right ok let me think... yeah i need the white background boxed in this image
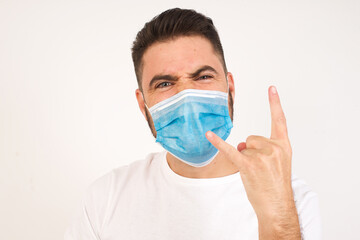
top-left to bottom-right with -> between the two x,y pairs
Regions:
1,0 -> 359,239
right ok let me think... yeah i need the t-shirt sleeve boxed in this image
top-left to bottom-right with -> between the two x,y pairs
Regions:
64,171 -> 113,240
64,204 -> 99,240
292,175 -> 322,240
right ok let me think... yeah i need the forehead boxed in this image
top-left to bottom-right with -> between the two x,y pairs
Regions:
141,35 -> 224,89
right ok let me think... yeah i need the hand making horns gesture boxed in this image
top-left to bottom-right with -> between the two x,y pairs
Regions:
206,86 -> 301,239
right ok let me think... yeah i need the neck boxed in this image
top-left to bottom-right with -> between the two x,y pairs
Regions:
166,151 -> 239,178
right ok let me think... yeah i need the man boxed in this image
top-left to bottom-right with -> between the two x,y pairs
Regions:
65,8 -> 321,240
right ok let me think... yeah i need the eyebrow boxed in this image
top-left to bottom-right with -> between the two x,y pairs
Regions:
189,65 -> 218,78
149,74 -> 179,89
148,65 -> 218,89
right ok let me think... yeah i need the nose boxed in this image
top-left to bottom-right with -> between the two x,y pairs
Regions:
174,79 -> 197,94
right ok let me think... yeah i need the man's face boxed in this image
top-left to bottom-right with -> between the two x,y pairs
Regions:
135,35 -> 235,137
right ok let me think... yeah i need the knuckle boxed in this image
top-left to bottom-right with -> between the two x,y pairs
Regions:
246,135 -> 261,146
223,145 -> 233,157
286,146 -> 292,158
270,144 -> 282,157
286,144 -> 292,155
276,114 -> 287,125
254,151 -> 265,160
246,135 -> 255,143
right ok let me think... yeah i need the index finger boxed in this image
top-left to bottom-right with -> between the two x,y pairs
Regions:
205,131 -> 245,168
269,86 -> 289,140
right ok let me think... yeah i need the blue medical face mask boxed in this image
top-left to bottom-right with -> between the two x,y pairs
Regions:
147,89 -> 233,167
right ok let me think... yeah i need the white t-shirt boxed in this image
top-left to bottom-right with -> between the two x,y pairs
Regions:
64,151 -> 321,240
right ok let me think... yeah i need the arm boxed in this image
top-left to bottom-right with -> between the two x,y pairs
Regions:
64,172 -> 113,240
257,200 -> 300,239
64,204 -> 100,240
206,86 -> 301,239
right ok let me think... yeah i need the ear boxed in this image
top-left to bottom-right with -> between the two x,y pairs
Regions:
226,72 -> 235,101
135,89 -> 147,119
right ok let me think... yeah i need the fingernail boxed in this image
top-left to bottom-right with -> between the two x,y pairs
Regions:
206,131 -> 213,138
271,86 -> 277,94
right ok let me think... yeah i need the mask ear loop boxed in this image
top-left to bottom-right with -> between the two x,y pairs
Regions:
141,91 -> 150,111
226,76 -> 230,94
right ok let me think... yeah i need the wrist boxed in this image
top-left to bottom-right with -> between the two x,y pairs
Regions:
256,196 -> 296,219
256,200 -> 301,240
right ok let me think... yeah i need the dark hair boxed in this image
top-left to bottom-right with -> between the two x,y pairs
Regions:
131,8 -> 227,91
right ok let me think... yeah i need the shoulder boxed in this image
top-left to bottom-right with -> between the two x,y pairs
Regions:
291,174 -> 320,213
291,175 -> 322,240
64,152 -> 165,239
291,174 -> 318,202
81,152 -> 164,233
86,151 -> 164,197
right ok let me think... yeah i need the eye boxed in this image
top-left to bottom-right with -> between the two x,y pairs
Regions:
156,82 -> 173,88
198,75 -> 213,80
